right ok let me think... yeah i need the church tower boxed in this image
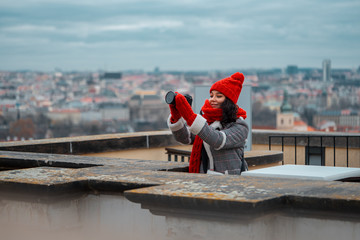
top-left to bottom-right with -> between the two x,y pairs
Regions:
276,90 -> 294,130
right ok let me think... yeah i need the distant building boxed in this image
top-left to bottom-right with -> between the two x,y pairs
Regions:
128,92 -> 168,131
102,72 -> 122,79
318,120 -> 337,132
276,90 -> 314,131
98,102 -> 129,121
313,110 -> 360,132
322,59 -> 331,82
101,72 -> 122,85
286,65 -> 299,75
263,100 -> 282,112
276,90 -> 294,130
46,109 -> 81,125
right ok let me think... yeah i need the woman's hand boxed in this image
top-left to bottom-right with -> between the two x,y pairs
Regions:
169,104 -> 181,123
175,93 -> 196,126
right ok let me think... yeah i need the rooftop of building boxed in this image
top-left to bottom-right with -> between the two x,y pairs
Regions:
0,130 -> 359,222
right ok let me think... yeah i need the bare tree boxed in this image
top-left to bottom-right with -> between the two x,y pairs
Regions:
9,118 -> 36,139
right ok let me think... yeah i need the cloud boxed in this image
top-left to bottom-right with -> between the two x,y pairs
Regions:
3,24 -> 57,32
198,19 -> 237,29
0,0 -> 359,71
1,19 -> 184,38
97,20 -> 183,32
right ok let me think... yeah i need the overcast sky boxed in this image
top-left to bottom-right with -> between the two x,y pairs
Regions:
1,0 -> 359,72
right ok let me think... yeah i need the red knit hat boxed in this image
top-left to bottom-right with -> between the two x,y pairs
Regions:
210,72 -> 245,104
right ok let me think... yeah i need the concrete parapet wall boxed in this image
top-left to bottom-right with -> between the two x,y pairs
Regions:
0,131 -> 179,154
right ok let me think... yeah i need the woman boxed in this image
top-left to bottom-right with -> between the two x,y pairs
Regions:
167,72 -> 249,175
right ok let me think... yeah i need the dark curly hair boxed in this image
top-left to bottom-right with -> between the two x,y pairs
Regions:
221,97 -> 238,127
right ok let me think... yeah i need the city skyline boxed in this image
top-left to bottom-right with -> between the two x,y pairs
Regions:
1,0 -> 360,72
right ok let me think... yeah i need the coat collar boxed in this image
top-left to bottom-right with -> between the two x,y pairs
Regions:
210,120 -> 222,130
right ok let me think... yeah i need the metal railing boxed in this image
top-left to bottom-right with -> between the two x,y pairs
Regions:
268,134 -> 360,167
165,147 -> 191,162
165,148 -> 285,169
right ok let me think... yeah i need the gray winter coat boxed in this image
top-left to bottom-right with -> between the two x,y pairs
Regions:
168,114 -> 249,175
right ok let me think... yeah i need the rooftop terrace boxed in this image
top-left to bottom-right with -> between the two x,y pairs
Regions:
0,130 -> 359,240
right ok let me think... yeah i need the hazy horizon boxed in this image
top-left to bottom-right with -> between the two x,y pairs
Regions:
0,65 -> 357,74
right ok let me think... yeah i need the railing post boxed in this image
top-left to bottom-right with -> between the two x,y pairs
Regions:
333,136 -> 336,167
307,136 -> 310,165
294,136 -> 297,165
320,136 -> 323,166
269,136 -> 272,150
281,137 -> 284,165
346,136 -> 349,167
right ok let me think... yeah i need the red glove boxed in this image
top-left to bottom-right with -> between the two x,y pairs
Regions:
169,104 -> 181,123
175,93 -> 196,126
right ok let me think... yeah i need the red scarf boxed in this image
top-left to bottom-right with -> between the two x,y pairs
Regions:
189,100 -> 247,173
